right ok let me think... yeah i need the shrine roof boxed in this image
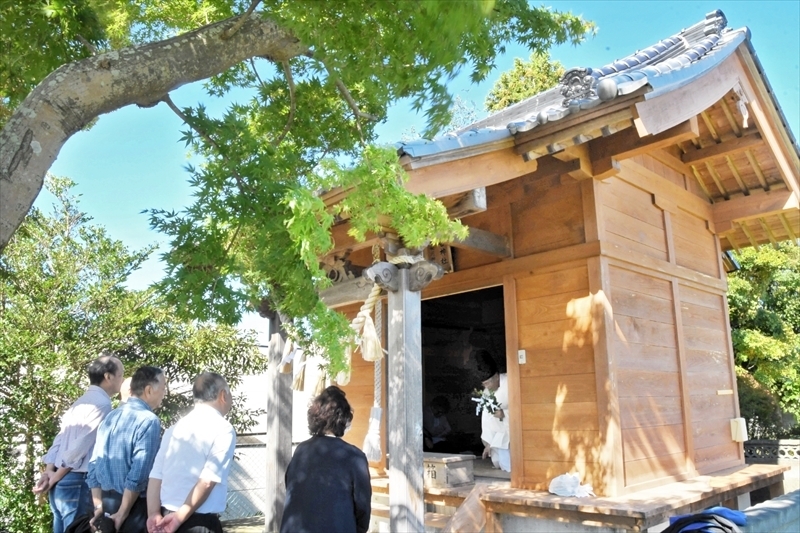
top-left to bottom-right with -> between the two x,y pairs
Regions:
397,10 -> 798,162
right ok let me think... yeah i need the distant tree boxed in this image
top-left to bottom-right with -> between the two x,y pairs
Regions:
0,177 -> 267,533
485,51 -> 565,112
728,243 -> 800,436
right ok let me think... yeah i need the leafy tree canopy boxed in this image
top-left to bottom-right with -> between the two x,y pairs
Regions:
1,1 -> 592,375
0,177 -> 267,532
728,243 -> 800,430
484,50 -> 565,112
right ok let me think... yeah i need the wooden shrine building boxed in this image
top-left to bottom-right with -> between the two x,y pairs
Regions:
305,9 -> 798,532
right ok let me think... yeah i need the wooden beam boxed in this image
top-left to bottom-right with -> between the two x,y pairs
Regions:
712,187 -> 798,233
329,223 -> 381,256
757,217 -> 780,249
589,117 -> 700,174
514,108 -> 634,159
448,226 -> 511,257
446,188 -> 487,219
681,130 -> 763,165
319,275 -> 376,308
735,47 -> 800,198
405,147 -> 535,198
779,213 -> 798,242
738,220 -> 760,249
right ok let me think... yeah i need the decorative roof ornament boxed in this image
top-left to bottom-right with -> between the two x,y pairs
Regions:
560,68 -> 597,107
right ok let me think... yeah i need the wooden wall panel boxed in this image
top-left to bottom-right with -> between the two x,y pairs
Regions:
521,460 -> 603,491
671,209 -> 719,277
624,451 -> 685,487
619,396 -> 684,429
511,180 -> 585,256
521,402 -> 600,431
678,283 -> 739,473
599,176 -> 669,263
520,374 -> 598,404
622,424 -> 686,462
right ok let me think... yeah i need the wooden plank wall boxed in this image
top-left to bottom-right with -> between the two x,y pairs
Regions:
597,155 -> 742,492
514,263 -> 603,491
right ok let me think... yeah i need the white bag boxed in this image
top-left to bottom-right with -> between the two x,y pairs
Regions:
548,473 -> 595,497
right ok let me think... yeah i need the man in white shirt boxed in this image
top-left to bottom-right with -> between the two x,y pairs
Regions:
33,352 -> 125,533
146,372 -> 236,533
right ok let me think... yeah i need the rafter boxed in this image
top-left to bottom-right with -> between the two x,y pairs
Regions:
779,213 -> 798,242
681,128 -> 763,165
738,220 -> 760,248
757,217 -> 780,249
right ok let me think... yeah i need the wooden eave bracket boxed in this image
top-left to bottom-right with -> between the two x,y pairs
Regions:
680,128 -> 763,165
712,187 -> 799,234
448,226 -> 511,258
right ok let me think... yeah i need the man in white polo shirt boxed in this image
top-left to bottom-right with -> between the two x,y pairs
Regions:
146,372 -> 236,533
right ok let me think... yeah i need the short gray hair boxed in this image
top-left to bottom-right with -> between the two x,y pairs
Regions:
192,372 -> 228,403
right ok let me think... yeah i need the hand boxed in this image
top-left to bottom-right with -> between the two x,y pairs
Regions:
493,408 -> 505,421
89,509 -> 104,533
110,511 -> 127,532
159,513 -> 182,533
482,445 -> 491,459
32,473 -> 51,495
146,514 -> 164,533
424,437 -> 433,449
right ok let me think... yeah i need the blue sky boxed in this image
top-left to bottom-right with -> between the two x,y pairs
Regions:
43,1 -> 799,293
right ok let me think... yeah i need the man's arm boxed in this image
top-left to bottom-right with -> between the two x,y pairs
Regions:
158,479 -> 217,533
91,487 -> 104,522
146,478 -> 164,533
109,489 -> 140,531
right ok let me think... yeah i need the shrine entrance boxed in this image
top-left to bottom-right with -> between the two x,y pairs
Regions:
420,285 -> 507,460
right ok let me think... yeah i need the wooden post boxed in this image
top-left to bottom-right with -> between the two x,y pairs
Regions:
365,256 -> 443,533
265,313 -> 293,533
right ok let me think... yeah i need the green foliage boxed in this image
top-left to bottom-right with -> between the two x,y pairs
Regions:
736,369 -> 784,439
728,243 -> 800,434
485,51 -> 565,112
0,178 -> 266,532
0,0 -> 106,126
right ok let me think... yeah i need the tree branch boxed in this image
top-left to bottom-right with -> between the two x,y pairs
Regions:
334,79 -> 379,121
162,95 -> 252,197
272,61 -> 297,147
0,13 -> 308,252
75,34 -> 97,55
221,0 -> 263,40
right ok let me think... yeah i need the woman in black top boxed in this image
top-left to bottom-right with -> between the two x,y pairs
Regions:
281,386 -> 372,533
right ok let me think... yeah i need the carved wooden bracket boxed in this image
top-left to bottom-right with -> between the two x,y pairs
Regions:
364,260 -> 443,293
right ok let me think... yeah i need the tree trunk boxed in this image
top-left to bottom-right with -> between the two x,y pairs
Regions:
0,14 -> 307,251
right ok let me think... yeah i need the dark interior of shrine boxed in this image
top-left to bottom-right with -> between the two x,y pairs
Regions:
420,285 -> 506,456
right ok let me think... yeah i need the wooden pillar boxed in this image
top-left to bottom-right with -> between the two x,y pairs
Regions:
365,256 -> 442,533
265,313 -> 293,532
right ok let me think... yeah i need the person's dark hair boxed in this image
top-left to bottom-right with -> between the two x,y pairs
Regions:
87,352 -> 120,386
130,366 -> 164,397
474,349 -> 498,382
192,372 -> 228,403
431,396 -> 451,413
308,386 -> 353,437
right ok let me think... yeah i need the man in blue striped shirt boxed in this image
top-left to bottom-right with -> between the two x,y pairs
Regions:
88,366 -> 166,532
